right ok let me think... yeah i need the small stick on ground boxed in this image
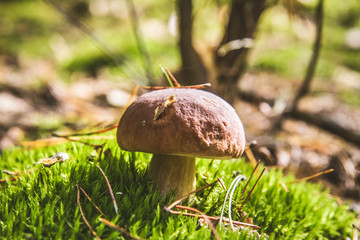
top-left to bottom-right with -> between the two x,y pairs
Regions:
237,161 -> 260,208
49,85 -> 139,140
76,184 -> 101,240
238,167 -> 266,212
244,145 -> 258,167
165,180 -> 218,211
52,125 -> 118,138
165,67 -> 181,87
0,176 -> 19,184
174,205 -> 221,240
217,177 -> 227,191
290,168 -> 334,184
167,207 -> 260,229
99,217 -> 146,240
78,185 -> 106,217
96,165 -> 118,214
142,83 -> 211,90
165,179 -> 260,236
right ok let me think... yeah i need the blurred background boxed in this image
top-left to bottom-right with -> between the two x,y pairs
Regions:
0,0 -> 359,213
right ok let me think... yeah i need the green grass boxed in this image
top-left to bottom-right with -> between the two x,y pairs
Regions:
0,131 -> 357,239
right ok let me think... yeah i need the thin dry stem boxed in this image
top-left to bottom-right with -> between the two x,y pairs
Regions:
142,83 -> 211,90
52,125 -> 118,138
237,161 -> 260,209
165,179 -> 260,237
165,67 -> 180,87
76,185 -> 101,240
99,218 -> 146,240
217,177 -> 227,191
0,176 -> 19,184
238,167 -> 265,211
78,185 -> 106,217
96,165 -> 118,214
245,147 -> 257,168
174,205 -> 221,240
165,208 -> 260,229
281,182 -> 290,192
165,180 -> 218,210
291,168 -> 334,184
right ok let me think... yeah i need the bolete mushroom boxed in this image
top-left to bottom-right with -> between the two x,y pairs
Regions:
117,88 -> 246,198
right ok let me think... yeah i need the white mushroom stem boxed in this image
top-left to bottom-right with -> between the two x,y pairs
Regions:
149,154 -> 196,198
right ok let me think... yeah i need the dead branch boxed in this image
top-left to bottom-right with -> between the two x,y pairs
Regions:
237,90 -> 360,148
284,108 -> 360,147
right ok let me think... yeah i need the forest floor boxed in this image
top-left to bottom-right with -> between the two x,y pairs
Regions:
1,54 -> 359,220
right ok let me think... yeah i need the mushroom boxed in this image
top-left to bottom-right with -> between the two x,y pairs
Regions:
117,88 -> 246,198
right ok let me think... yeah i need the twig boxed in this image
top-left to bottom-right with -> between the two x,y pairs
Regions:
165,179 -> 260,235
52,125 -> 118,138
76,185 -> 102,240
78,185 -> 106,217
174,205 -> 221,240
238,168 -> 266,211
99,217 -> 146,240
164,68 -> 180,87
0,176 -> 19,184
165,180 -> 218,210
245,148 -> 258,168
3,169 -> 32,176
291,168 -> 334,184
96,165 -> 118,215
280,183 -> 290,193
167,207 -> 260,229
237,89 -> 360,147
164,180 -> 222,239
51,85 -> 138,138
142,83 -> 211,90
237,161 -> 260,212
217,177 -> 227,191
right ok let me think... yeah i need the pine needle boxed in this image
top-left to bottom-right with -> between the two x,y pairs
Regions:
76,185 -> 101,240
245,147 -> 257,168
78,185 -> 106,217
98,217 -> 146,240
160,65 -> 174,87
291,169 -> 334,184
238,168 -> 266,211
96,165 -> 118,215
174,205 -> 221,240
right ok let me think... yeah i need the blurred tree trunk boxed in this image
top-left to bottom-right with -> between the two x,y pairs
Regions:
177,0 -> 207,86
215,0 -> 267,103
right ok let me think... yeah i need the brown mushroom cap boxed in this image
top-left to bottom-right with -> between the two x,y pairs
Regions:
117,88 -> 246,159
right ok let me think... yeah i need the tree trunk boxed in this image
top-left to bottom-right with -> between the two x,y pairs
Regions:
177,0 -> 207,86
215,0 -> 267,103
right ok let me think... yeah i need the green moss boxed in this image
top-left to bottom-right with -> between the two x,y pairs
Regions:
0,132 -> 357,239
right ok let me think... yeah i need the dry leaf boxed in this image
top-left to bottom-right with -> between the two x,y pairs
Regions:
36,152 -> 69,167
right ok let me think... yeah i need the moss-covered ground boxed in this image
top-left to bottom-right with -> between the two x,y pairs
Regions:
0,131 -> 356,239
